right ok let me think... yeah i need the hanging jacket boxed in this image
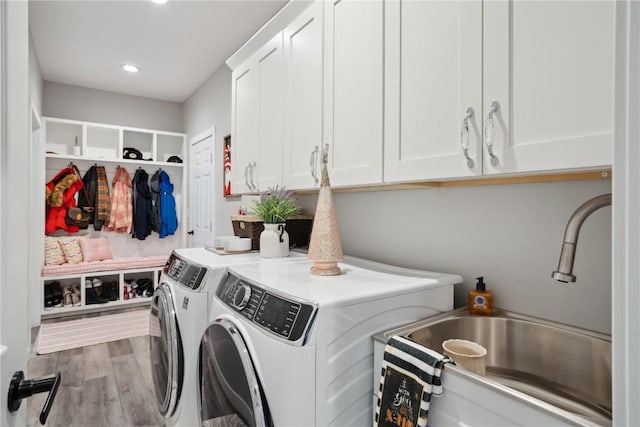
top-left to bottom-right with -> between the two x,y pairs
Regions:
77,165 -> 97,229
131,169 -> 153,240
150,169 -> 161,232
158,170 -> 178,238
45,167 -> 84,234
106,167 -> 133,233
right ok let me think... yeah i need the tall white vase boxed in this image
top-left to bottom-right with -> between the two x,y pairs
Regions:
260,223 -> 289,258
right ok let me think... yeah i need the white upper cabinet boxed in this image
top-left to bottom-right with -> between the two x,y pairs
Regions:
229,0 -> 614,191
231,57 -> 258,194
231,33 -> 285,194
384,0 -> 483,183
256,33 -> 285,192
282,1 -> 324,190
483,0 -> 614,174
324,0 -> 384,186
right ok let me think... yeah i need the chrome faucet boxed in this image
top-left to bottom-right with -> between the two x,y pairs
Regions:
552,193 -> 611,283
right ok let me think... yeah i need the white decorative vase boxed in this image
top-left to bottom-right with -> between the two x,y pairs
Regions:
260,223 -> 289,258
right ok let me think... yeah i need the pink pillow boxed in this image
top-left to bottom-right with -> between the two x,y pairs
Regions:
80,238 -> 114,262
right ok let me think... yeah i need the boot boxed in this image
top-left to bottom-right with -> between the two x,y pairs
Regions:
85,279 -> 108,305
104,282 -> 119,302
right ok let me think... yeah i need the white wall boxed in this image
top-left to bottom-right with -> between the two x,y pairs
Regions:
182,64 -> 241,237
296,178 -> 612,334
43,81 -> 183,132
28,32 -> 42,116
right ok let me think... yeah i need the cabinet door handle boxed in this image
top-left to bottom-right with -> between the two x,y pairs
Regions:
310,146 -> 319,184
460,107 -> 475,169
244,164 -> 250,189
484,101 -> 500,166
250,162 -> 257,191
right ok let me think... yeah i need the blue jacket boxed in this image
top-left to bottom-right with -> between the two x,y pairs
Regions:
159,171 -> 178,238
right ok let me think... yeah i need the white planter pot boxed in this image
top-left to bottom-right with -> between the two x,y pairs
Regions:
260,223 -> 289,258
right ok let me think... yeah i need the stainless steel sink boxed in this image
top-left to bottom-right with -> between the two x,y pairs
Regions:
378,308 -> 611,426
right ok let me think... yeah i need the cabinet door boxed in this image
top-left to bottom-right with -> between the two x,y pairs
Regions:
256,33 -> 285,192
324,0 -> 383,186
384,0 -> 482,183
231,59 -> 258,194
283,1 -> 324,190
483,1 -> 614,174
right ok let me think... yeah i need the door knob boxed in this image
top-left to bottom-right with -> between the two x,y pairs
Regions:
8,370 -> 61,425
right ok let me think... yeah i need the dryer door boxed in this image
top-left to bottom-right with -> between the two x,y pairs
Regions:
200,319 -> 271,427
150,283 -> 183,417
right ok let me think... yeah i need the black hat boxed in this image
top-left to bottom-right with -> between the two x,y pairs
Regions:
167,155 -> 183,163
123,147 -> 143,160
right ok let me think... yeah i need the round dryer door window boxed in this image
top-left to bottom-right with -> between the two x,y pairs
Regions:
200,319 -> 271,427
150,283 -> 183,417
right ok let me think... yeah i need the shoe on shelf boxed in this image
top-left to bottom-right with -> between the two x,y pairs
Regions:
104,282 -> 119,302
85,287 -> 109,305
47,281 -> 63,308
43,282 -> 55,310
62,285 -> 73,307
71,283 -> 81,307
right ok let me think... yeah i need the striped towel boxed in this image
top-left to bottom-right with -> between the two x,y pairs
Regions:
374,336 -> 451,427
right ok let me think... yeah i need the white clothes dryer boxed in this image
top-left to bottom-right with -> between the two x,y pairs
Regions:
199,257 -> 462,426
150,248 -> 307,427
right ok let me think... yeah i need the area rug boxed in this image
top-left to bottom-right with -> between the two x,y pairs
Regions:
36,309 -> 151,354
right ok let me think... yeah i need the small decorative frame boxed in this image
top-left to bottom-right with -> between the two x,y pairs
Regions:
223,134 -> 232,197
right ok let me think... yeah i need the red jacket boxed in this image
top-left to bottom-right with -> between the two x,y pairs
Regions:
45,168 -> 84,234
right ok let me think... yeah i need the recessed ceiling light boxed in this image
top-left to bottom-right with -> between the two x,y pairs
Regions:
150,0 -> 168,4
122,64 -> 139,73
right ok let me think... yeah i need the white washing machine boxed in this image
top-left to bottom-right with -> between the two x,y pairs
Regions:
199,257 -> 462,426
150,248 -> 307,427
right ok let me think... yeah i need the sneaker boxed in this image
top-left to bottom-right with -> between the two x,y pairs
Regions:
71,284 -> 81,307
62,285 -> 73,307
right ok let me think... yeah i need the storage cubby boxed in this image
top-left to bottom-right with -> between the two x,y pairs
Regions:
123,130 -> 153,161
43,278 -> 82,312
157,133 -> 185,163
86,273 -> 119,306
45,121 -> 83,156
86,125 -> 120,160
123,271 -> 156,301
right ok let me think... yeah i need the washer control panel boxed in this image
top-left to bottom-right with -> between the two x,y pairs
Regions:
164,252 -> 208,290
217,272 -> 316,343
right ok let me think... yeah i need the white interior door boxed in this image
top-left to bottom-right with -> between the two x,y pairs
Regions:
190,130 -> 216,248
1,1 -> 32,424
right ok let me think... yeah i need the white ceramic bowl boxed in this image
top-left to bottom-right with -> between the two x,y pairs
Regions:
224,238 -> 252,252
214,235 -> 239,249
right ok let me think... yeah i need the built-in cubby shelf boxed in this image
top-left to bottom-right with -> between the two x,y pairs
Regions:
41,267 -> 162,318
41,116 -> 187,320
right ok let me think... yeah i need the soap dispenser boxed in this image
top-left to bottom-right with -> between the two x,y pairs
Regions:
468,276 -> 494,316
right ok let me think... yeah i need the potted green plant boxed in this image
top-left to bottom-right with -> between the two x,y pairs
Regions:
253,186 -> 300,258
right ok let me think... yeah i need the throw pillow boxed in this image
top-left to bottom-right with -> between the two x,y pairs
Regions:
44,236 -> 66,265
80,237 -> 114,262
58,236 -> 85,264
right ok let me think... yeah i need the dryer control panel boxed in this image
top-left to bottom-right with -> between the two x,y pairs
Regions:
217,272 -> 316,344
164,252 -> 208,290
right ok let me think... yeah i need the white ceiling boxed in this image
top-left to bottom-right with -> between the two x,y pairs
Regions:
29,0 -> 287,103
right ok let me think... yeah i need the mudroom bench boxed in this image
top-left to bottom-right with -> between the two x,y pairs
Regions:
41,255 -> 168,318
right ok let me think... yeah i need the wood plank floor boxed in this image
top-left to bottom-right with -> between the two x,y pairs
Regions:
27,318 -> 164,426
